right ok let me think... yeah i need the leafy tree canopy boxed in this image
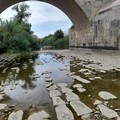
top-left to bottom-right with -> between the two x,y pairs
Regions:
0,3 -> 40,54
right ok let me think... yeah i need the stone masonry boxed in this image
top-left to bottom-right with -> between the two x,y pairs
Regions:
69,0 -> 120,50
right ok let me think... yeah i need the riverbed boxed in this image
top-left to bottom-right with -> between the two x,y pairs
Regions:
0,49 -> 120,120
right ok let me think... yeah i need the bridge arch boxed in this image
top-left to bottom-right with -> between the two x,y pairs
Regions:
0,0 -> 90,30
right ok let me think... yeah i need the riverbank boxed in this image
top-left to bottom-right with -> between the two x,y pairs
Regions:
40,49 -> 120,71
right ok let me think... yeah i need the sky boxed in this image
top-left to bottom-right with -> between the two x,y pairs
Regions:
0,1 -> 72,38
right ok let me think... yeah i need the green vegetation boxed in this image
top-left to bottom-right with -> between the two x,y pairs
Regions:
41,29 -> 69,49
0,3 -> 40,54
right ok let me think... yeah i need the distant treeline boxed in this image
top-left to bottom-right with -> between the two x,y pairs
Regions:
40,29 -> 69,49
0,3 -> 40,54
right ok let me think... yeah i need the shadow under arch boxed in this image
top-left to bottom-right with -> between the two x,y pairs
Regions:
0,0 -> 90,30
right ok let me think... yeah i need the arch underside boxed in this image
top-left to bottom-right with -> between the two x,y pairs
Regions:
0,0 -> 90,30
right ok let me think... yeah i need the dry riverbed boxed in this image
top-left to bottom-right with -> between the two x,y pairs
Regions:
0,49 -> 120,120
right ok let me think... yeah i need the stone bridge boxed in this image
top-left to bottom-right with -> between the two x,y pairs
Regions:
0,0 -> 119,49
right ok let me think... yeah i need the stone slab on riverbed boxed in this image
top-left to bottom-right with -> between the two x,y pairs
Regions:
52,97 -> 65,106
49,90 -> 61,97
57,83 -> 68,88
73,84 -> 83,88
70,100 -> 93,116
47,84 -> 57,91
45,82 -> 53,88
8,110 -> 23,120
0,104 -> 7,110
98,104 -> 119,119
98,91 -> 117,100
77,87 -> 86,93
61,87 -> 73,93
65,92 -> 80,102
55,104 -> 74,120
28,110 -> 50,120
71,75 -> 90,84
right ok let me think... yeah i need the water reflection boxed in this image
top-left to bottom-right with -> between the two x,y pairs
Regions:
0,52 -> 74,108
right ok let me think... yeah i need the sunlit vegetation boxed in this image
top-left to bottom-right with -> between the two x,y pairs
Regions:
41,29 -> 69,49
0,3 -> 40,54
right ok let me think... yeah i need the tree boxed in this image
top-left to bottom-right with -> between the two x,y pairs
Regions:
54,29 -> 64,40
12,3 -> 31,23
0,3 -> 40,54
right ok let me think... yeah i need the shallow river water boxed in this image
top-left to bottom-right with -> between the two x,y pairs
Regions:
0,51 -> 120,120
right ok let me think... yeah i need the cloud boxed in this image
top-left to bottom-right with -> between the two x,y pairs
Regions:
0,1 -> 72,37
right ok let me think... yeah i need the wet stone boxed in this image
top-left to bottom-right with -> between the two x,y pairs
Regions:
55,105 -> 74,120
0,104 -> 7,110
49,90 -> 61,97
0,95 -> 4,101
47,84 -> 57,91
44,74 -> 51,78
98,104 -> 119,119
73,84 -> 83,88
94,100 -> 103,105
28,110 -> 50,120
45,78 -> 53,82
78,69 -> 92,73
10,84 -> 16,90
61,87 -> 73,94
57,83 -> 68,88
45,82 -> 53,88
89,77 -> 101,81
11,67 -> 20,74
77,87 -> 86,93
65,92 -> 79,102
81,114 -> 91,120
71,75 -> 90,84
99,91 -> 117,100
52,97 -> 65,106
68,72 -> 76,76
70,100 -> 93,116
8,110 -> 23,120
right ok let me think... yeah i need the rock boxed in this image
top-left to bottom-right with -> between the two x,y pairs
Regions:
0,95 -> 4,101
69,72 -> 76,76
47,84 -> 57,91
45,78 -> 53,82
45,82 -> 53,88
57,83 -> 68,88
61,87 -> 73,94
8,110 -> 23,120
84,72 -> 92,75
71,75 -> 90,84
65,92 -> 79,102
52,97 -> 65,106
77,87 -> 86,93
70,100 -> 93,116
100,70 -> 106,73
73,84 -> 83,88
94,100 -> 102,105
11,67 -> 20,74
98,104 -> 119,119
49,90 -> 61,97
55,105 -> 74,120
81,114 -> 91,120
10,84 -> 16,90
0,86 -> 4,91
79,69 -> 92,73
98,91 -> 117,100
89,77 -> 101,81
0,104 -> 7,110
44,74 -> 51,78
28,110 -> 50,120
